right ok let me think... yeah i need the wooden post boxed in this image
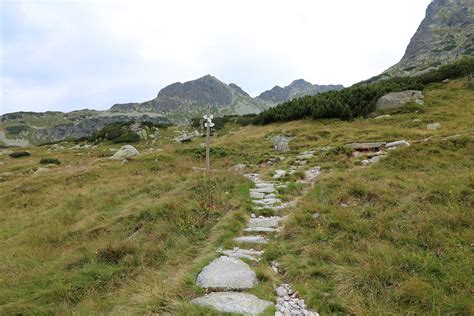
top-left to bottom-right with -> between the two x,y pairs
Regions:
205,105 -> 211,172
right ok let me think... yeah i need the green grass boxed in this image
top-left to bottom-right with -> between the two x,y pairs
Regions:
0,78 -> 473,314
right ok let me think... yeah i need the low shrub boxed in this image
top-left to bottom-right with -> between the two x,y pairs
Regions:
40,158 -> 61,165
9,151 -> 31,158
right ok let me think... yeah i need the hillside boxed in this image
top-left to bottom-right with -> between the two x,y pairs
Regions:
1,77 -> 472,314
384,0 -> 473,77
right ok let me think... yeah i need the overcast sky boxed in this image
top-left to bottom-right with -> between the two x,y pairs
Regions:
0,0 -> 432,114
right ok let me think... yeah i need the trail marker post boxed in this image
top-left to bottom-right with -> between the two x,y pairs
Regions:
203,106 -> 214,172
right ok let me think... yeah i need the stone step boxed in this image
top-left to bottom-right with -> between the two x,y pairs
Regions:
234,235 -> 268,244
250,187 -> 275,194
244,227 -> 277,233
253,198 -> 282,205
217,248 -> 262,261
248,216 -> 282,228
197,256 -> 257,290
192,292 -> 273,315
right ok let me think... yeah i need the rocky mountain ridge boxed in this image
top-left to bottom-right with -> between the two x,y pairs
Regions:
384,0 -> 473,77
256,79 -> 343,104
0,75 -> 341,144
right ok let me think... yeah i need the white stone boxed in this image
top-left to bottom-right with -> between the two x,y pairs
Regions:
427,123 -> 441,130
386,140 -> 410,148
248,217 -> 281,228
192,292 -> 273,315
273,169 -> 287,179
218,248 -> 262,261
109,145 -> 139,160
243,227 -> 277,232
250,191 -> 265,199
196,256 -> 256,290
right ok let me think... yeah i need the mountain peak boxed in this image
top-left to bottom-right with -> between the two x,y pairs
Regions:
257,80 -> 343,104
385,0 -> 473,76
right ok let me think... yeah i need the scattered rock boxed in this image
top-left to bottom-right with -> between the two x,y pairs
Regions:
197,256 -> 257,290
412,119 -> 422,122
347,142 -> 386,151
386,140 -> 410,148
109,145 -> 139,160
192,292 -> 273,315
374,114 -> 391,119
273,169 -> 287,179
427,123 -> 441,130
270,135 -> 291,152
248,217 -> 281,228
376,90 -> 424,111
312,212 -> 321,219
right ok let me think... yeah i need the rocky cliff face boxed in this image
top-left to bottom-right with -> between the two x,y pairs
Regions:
257,79 -> 344,104
386,0 -> 473,77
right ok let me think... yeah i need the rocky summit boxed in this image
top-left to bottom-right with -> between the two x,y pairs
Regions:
385,0 -> 473,77
257,79 -> 343,104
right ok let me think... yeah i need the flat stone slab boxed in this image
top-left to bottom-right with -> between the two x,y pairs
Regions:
248,217 -> 282,228
234,236 -> 268,244
218,248 -> 262,261
192,292 -> 273,315
197,256 -> 256,290
251,187 -> 275,193
255,182 -> 274,188
250,191 -> 265,199
253,198 -> 282,206
244,227 -> 277,232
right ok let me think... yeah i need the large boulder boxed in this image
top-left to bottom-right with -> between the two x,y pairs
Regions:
270,135 -> 291,152
109,145 -> 139,160
376,90 -> 424,111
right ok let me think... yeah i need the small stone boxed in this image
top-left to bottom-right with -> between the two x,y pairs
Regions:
250,213 -> 256,218
312,212 -> 321,219
196,256 -> 256,290
386,140 -> 410,148
427,123 -> 441,130
192,292 -> 273,315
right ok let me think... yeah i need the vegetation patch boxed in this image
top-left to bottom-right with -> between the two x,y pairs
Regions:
9,151 -> 31,158
40,158 -> 61,165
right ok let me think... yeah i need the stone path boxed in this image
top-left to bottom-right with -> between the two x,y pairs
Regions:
192,149 -> 322,315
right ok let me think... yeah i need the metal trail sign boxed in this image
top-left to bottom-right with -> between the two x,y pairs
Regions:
203,105 -> 214,171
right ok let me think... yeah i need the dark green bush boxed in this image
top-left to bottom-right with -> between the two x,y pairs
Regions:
9,151 -> 31,158
40,158 -> 61,165
112,133 -> 140,144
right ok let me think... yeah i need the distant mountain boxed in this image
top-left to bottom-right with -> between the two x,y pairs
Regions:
256,79 -> 344,104
0,75 -> 343,144
385,0 -> 473,77
110,75 -> 268,120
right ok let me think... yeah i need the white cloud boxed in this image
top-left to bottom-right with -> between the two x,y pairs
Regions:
1,0 -> 432,114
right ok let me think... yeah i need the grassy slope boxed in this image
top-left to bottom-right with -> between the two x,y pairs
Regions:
0,79 -> 472,314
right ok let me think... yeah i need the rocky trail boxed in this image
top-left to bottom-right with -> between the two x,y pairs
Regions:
191,147 -> 322,315
188,137 -> 417,315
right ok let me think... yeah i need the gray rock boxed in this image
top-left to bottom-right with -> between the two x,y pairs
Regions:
376,90 -> 424,111
234,236 -> 268,244
109,145 -> 139,160
33,167 -> 50,175
271,135 -> 291,152
276,286 -> 288,297
192,292 -> 273,315
196,256 -> 256,290
273,169 -> 287,179
386,140 -> 410,148
427,123 -> 441,130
